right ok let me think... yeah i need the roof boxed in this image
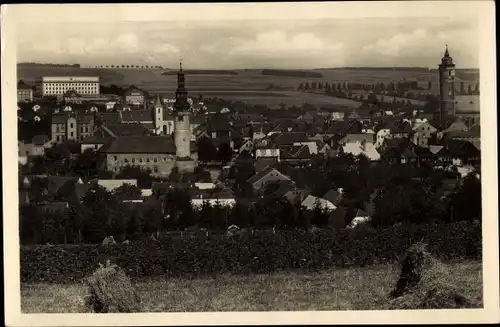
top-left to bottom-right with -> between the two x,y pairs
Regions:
104,124 -> 151,137
269,132 -> 310,146
97,112 -> 121,124
444,139 -> 481,157
390,121 -> 413,134
124,85 -> 146,95
120,110 -> 153,123
98,136 -> 177,154
279,144 -> 312,160
47,176 -> 82,197
32,134 -> 50,146
455,95 -> 480,113
18,81 -> 32,90
340,133 -> 375,144
323,189 -> 343,206
246,166 -> 291,185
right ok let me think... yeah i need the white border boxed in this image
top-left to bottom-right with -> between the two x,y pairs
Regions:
2,2 -> 499,326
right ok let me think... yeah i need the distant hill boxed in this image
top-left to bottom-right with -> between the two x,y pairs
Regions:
162,70 -> 239,76
261,69 -> 323,78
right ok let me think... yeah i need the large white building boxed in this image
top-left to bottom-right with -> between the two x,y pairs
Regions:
42,76 -> 100,98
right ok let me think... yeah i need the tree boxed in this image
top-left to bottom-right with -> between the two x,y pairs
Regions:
116,166 -> 153,189
113,183 -> 142,199
298,82 -> 304,90
81,184 -> 116,242
311,81 -> 317,90
460,81 -> 465,94
74,148 -> 97,180
127,205 -> 145,239
197,137 -> 218,163
467,84 -> 472,95
448,173 -> 481,222
304,82 -> 310,90
427,81 -> 432,90
217,142 -> 233,163
474,83 -> 479,94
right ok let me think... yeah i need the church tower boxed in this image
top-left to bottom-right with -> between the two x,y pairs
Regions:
154,94 -> 163,134
173,60 -> 192,159
435,45 -> 456,122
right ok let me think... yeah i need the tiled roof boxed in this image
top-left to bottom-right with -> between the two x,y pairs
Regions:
279,144 -> 311,160
97,112 -> 122,124
269,132 -> 310,146
246,166 -> 290,185
17,80 -> 31,90
47,176 -> 81,197
444,139 -> 481,157
104,123 -> 152,137
339,133 -> 375,144
120,110 -> 153,123
98,135 -> 177,154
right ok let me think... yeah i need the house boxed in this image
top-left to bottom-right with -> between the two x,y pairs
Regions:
17,80 -> 33,102
301,194 -> 337,211
389,120 -> 413,139
81,123 -> 151,153
227,224 -> 241,236
437,118 -> 469,140
322,189 -> 343,207
95,112 -> 122,126
412,121 -> 437,147
250,122 -> 273,140
339,133 -> 380,161
442,139 -> 481,166
189,186 -> 236,208
97,135 -> 198,175
18,134 -> 52,161
279,144 -> 312,167
375,123 -> 391,148
51,112 -> 95,143
269,132 -> 318,154
330,112 -> 345,121
247,166 -> 292,191
123,85 -> 147,107
120,110 -> 155,131
381,138 -> 434,164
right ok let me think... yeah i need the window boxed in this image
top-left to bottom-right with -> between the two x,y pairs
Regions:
154,158 -> 157,163
132,158 -> 135,163
146,158 -> 150,163
154,167 -> 158,173
70,132 -> 74,137
124,158 -> 128,163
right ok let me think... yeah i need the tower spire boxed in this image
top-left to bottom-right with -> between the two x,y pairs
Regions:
444,44 -> 449,57
180,58 -> 183,72
155,93 -> 162,107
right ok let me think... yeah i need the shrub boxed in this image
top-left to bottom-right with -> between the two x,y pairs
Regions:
20,221 -> 481,284
85,260 -> 141,313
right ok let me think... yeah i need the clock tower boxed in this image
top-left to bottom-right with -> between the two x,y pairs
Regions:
436,45 -> 456,122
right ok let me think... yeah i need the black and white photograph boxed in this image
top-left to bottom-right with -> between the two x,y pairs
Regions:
2,2 -> 498,326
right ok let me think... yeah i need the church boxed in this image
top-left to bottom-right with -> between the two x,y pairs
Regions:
97,62 -> 198,175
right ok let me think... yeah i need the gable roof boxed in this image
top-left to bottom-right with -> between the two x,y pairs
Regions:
47,176 -> 82,196
444,139 -> 481,157
98,136 -> 177,154
104,123 -> 152,137
269,132 -> 310,146
340,133 -> 375,144
97,112 -> 121,125
323,189 -> 343,206
18,80 -> 32,90
246,166 -> 291,185
279,144 -> 311,160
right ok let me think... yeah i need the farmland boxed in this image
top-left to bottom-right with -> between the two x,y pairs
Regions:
21,261 -> 482,313
16,64 -> 479,109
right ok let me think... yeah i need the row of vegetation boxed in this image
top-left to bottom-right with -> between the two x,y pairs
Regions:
20,220 -> 481,283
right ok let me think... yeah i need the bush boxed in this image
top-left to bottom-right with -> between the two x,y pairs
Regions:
20,221 -> 481,284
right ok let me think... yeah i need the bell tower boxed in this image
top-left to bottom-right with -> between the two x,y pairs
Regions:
435,45 -> 456,122
173,59 -> 192,159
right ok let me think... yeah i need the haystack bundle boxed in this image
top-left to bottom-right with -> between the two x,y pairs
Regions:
85,260 -> 141,313
389,242 -> 473,309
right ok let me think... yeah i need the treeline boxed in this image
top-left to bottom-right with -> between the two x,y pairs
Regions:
18,63 -> 81,68
324,67 -> 432,72
298,80 -> 425,93
162,70 -> 239,75
261,69 -> 323,78
21,220 -> 482,283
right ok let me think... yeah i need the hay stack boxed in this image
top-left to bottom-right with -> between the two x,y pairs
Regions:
85,260 -> 141,313
389,242 -> 472,309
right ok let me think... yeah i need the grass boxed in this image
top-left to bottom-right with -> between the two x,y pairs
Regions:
21,261 -> 482,313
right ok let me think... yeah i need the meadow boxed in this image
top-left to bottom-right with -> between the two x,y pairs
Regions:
21,261 -> 482,313
16,65 -> 479,109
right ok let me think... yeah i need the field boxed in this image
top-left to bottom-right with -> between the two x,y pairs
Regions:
21,261 -> 482,313
17,65 -> 479,109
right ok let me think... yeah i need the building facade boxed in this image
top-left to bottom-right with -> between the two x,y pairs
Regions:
435,46 -> 456,122
42,76 -> 100,98
173,62 -> 194,163
18,81 -> 33,102
124,86 -> 147,106
51,113 -> 94,142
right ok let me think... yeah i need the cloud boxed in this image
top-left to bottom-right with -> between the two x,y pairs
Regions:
230,31 -> 343,55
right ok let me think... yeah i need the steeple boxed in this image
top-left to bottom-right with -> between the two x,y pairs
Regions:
174,59 -> 190,112
441,44 -> 454,66
155,94 -> 162,108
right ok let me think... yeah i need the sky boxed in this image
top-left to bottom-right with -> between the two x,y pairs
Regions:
16,16 -> 480,69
